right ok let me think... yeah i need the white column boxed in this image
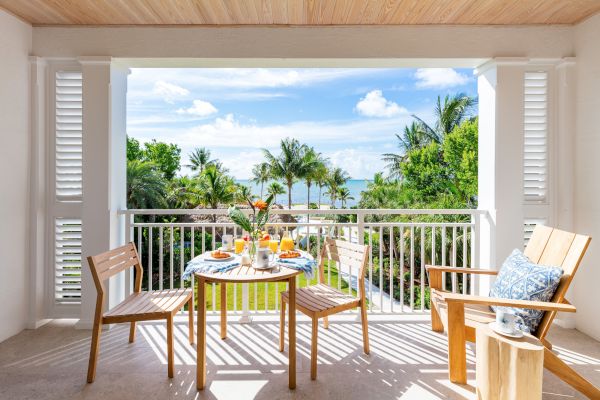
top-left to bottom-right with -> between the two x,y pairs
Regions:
77,57 -> 128,329
476,59 -> 527,294
28,57 -> 51,329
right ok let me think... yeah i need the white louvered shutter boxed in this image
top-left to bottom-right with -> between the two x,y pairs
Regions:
54,218 -> 82,303
51,67 -> 84,308
523,71 -> 548,203
55,71 -> 83,200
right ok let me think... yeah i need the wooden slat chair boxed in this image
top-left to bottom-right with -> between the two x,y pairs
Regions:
86,242 -> 193,383
279,238 -> 370,380
427,225 -> 600,399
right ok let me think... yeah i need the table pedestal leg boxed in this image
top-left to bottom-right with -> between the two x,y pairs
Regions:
288,277 -> 296,389
220,282 -> 227,339
196,278 -> 206,390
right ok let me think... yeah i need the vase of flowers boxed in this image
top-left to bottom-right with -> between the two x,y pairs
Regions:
228,194 -> 274,263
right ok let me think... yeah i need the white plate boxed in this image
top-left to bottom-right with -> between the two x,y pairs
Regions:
488,322 -> 524,338
252,262 -> 279,270
204,252 -> 235,262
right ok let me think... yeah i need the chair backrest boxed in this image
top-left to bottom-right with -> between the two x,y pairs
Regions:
87,242 -> 142,295
319,239 -> 370,299
523,225 -> 591,339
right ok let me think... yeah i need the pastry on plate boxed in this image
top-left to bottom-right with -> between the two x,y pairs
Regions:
211,250 -> 231,259
279,250 -> 301,259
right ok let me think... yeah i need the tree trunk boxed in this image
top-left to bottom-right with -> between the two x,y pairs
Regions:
318,186 -> 322,209
260,182 -> 264,198
287,182 -> 292,209
306,182 -> 311,222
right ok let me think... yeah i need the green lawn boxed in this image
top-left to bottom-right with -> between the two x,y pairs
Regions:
192,262 -> 359,311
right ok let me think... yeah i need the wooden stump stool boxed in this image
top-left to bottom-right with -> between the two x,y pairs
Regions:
476,324 -> 544,400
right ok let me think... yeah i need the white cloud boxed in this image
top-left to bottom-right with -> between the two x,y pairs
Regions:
328,149 -> 385,179
414,68 -> 470,89
152,80 -> 190,103
176,99 -> 218,117
355,90 -> 407,118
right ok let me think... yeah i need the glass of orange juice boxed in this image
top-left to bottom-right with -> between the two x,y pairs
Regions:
280,232 -> 295,252
269,239 -> 279,254
234,238 -> 245,254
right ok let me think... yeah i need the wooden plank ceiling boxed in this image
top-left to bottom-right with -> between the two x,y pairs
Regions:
1,0 -> 599,26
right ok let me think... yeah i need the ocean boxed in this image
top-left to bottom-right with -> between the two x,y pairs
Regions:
235,179 -> 370,207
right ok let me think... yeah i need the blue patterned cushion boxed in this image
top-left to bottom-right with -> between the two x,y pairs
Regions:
489,249 -> 563,332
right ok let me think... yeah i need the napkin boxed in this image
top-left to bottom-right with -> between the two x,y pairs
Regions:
182,255 -> 240,280
276,256 -> 317,280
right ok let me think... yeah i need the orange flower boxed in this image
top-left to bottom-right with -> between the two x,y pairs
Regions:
252,200 -> 268,211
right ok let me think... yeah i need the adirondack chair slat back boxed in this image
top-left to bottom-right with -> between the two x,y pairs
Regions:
87,242 -> 143,294
522,225 -> 591,339
319,239 -> 369,296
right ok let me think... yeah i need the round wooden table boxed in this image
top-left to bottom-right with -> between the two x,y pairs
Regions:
194,264 -> 302,390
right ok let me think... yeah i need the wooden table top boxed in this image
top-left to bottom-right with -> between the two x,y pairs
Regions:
194,264 -> 302,283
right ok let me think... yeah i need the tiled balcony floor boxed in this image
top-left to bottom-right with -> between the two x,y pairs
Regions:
1,314 -> 599,399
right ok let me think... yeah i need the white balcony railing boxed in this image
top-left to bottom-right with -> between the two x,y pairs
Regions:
120,209 -> 487,318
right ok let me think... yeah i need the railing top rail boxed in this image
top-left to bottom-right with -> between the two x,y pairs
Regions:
119,208 -> 488,216
130,221 -> 474,228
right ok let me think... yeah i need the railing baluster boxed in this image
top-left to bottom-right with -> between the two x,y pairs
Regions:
169,226 -> 174,289
420,226 -> 425,311
148,227 -> 152,291
368,226 -> 373,312
463,225 -> 468,295
410,226 -> 415,311
191,226 -> 195,311
180,226 -> 184,288
441,226 -> 446,291
379,226 -> 383,312
452,226 -> 457,293
389,226 -> 394,314
159,227 -> 163,291
399,226 -> 404,313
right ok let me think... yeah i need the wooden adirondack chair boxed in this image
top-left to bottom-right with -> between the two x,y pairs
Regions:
427,225 -> 600,399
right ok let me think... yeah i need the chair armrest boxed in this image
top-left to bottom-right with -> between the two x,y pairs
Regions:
426,265 -> 499,275
438,292 -> 576,313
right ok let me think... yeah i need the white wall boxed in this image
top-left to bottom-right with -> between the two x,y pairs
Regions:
573,13 -> 600,341
0,10 -> 32,342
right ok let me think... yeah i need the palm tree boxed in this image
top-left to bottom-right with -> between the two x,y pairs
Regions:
312,162 -> 329,209
166,175 -> 201,209
383,93 -> 476,178
126,160 -> 167,209
337,187 -> 354,209
251,162 -> 271,198
412,93 -> 477,143
198,165 -> 235,221
382,121 -> 429,178
234,184 -> 254,204
263,138 -> 309,209
325,167 -> 350,208
300,147 -> 324,208
187,147 -> 213,174
267,182 -> 286,204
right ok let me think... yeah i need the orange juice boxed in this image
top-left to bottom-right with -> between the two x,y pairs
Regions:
258,239 -> 269,248
280,236 -> 295,252
269,240 -> 279,253
234,239 -> 245,254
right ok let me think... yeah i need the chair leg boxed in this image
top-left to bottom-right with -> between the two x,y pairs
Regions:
360,303 -> 370,354
323,316 -> 329,329
188,297 -> 194,345
447,302 -> 467,384
129,322 -> 136,343
87,317 -> 102,383
311,317 -> 318,380
166,314 -> 174,378
279,299 -> 286,352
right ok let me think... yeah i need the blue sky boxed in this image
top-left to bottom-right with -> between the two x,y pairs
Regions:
127,67 -> 477,179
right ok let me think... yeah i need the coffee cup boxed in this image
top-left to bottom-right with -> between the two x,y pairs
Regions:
255,247 -> 274,268
495,308 -> 525,334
